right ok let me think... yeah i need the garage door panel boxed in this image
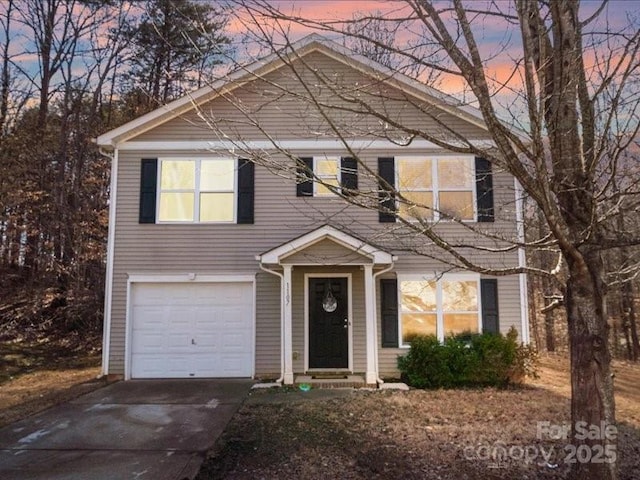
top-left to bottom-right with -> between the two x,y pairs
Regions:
132,306 -> 166,330
193,354 -> 250,377
194,311 -> 217,331
167,333 -> 191,350
130,282 -> 253,379
131,332 -> 165,352
195,334 -> 219,349
132,355 -> 191,378
221,332 -> 249,352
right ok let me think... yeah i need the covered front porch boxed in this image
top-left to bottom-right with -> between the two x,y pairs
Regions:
256,226 -> 396,385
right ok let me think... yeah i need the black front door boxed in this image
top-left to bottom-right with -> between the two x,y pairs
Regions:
309,277 -> 349,369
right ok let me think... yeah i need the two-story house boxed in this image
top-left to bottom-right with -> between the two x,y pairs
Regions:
96,34 -> 529,385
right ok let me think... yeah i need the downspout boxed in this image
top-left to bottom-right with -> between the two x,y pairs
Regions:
98,146 -> 117,377
259,262 -> 284,384
372,262 -> 395,385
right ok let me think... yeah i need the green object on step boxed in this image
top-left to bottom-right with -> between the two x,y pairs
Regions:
298,383 -> 311,392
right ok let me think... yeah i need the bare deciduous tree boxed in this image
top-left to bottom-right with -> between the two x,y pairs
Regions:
198,2 -> 639,478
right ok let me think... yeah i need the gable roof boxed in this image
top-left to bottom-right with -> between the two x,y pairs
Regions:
257,225 -> 395,265
96,33 -> 491,148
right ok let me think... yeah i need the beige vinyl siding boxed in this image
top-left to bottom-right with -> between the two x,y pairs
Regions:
132,52 -> 489,143
281,238 -> 372,265
377,275 -> 524,378
255,272 -> 281,377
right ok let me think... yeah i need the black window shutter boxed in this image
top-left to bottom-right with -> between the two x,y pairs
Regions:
237,158 -> 254,224
480,278 -> 499,334
139,158 -> 157,224
475,157 -> 494,222
340,157 -> 358,195
296,157 -> 313,197
380,278 -> 399,347
378,157 -> 396,222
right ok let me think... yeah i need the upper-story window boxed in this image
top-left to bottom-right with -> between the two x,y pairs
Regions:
296,156 -> 358,197
158,158 -> 236,223
314,156 -> 340,196
396,156 -> 475,221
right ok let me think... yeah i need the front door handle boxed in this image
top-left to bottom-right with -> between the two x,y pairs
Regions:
344,318 -> 349,329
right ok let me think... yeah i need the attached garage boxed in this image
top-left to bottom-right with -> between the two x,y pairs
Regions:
127,279 -> 254,379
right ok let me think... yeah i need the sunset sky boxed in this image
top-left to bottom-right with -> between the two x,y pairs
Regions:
225,0 -> 640,116
4,0 -> 639,116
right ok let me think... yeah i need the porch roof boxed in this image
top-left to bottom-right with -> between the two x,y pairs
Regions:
256,225 -> 395,265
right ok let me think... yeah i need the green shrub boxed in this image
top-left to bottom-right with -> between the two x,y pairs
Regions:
397,335 -> 451,388
397,328 -> 538,389
470,333 -> 512,386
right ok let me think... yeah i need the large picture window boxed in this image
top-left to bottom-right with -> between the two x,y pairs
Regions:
158,158 -> 236,223
399,274 -> 480,346
397,156 -> 475,221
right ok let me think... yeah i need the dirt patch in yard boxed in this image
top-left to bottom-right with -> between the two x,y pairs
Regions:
196,357 -> 640,480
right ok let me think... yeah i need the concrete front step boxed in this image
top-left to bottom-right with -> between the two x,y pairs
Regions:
294,375 -> 373,389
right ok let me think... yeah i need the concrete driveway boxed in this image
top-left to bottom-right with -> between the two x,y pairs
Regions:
0,379 -> 252,480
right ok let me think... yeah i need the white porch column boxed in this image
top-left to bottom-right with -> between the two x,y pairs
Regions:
364,264 -> 377,385
282,265 -> 294,384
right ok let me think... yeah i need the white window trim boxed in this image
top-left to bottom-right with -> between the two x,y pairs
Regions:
396,155 -> 477,222
313,155 -> 341,197
397,272 -> 482,347
156,157 -> 238,224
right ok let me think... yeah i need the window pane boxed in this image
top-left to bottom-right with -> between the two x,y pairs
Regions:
398,158 -> 432,189
401,280 -> 436,312
316,158 -> 338,176
442,280 -> 478,311
200,160 -> 235,191
443,313 -> 479,336
316,178 -> 339,195
439,191 -> 474,220
399,191 -> 433,220
159,192 -> 194,221
438,158 -> 473,188
402,313 -> 437,342
200,192 -> 234,222
160,161 -> 195,190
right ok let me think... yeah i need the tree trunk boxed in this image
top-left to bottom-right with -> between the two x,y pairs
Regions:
544,309 -> 556,352
529,275 -> 542,349
566,252 -> 616,480
621,280 -> 639,361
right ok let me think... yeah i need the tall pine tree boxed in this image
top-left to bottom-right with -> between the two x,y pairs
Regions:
121,0 -> 231,114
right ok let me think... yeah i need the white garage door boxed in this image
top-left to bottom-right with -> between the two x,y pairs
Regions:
130,282 -> 253,378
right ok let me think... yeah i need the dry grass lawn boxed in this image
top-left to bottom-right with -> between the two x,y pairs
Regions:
1,347 -> 638,479
196,354 -> 640,480
0,341 -> 104,428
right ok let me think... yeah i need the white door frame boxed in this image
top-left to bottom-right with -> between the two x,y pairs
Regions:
303,273 -> 353,372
